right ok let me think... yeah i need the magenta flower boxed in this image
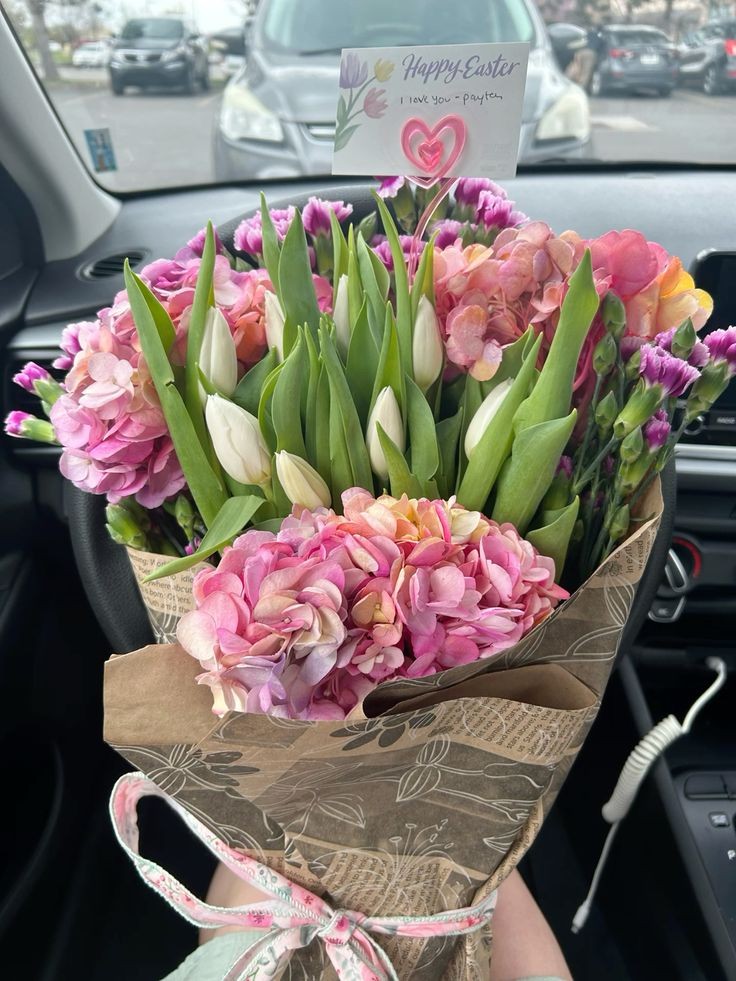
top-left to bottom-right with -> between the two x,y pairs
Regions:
433,220 -> 464,249
233,207 -> 295,256
556,455 -> 573,478
339,53 -> 368,89
301,197 -> 353,238
655,326 -> 709,367
5,410 -> 32,436
363,88 -> 388,119
175,226 -> 224,262
704,326 -> 736,375
639,343 -> 700,398
53,321 -> 89,371
454,178 -> 504,208
371,234 -> 424,272
13,361 -> 52,393
476,190 -> 526,232
644,409 -> 671,451
376,176 -> 406,199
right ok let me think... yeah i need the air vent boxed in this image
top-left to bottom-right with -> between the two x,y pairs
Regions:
80,249 -> 147,280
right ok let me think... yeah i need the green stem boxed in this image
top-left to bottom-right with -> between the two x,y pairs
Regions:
573,374 -> 603,486
573,436 -> 618,495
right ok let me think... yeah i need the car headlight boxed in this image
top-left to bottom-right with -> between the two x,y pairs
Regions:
161,45 -> 187,62
219,86 -> 284,143
536,86 -> 590,143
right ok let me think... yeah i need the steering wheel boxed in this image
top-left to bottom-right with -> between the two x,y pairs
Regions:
65,185 -> 677,654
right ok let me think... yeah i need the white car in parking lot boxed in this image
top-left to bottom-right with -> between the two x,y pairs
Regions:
72,41 -> 110,69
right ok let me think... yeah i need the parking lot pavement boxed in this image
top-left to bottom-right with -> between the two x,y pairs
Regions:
48,71 -> 736,192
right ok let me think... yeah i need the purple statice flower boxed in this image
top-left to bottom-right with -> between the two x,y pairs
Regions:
639,344 -> 700,398
454,177 -> 505,208
13,361 -> 51,393
476,189 -> 526,231
233,207 -> 295,255
654,326 -> 709,368
301,197 -> 353,238
556,455 -> 574,479
433,219 -> 463,249
339,53 -> 368,89
371,234 -> 424,272
376,176 -> 405,199
53,322 -> 87,371
704,326 -> 736,376
644,409 -> 671,452
4,410 -> 32,436
175,226 -> 224,262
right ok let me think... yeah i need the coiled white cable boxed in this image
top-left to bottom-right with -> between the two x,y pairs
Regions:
571,656 -> 727,934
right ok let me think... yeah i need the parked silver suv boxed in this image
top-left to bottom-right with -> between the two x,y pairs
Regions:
213,0 -> 590,181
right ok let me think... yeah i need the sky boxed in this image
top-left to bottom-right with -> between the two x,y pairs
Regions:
95,0 -> 249,35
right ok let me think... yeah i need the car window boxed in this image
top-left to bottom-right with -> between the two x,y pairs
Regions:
0,0 -> 734,194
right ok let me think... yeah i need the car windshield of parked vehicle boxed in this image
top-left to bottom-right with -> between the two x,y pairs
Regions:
1,0 -> 734,193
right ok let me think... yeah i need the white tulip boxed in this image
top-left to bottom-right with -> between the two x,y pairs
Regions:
333,275 -> 351,359
205,394 -> 271,486
199,307 -> 238,403
264,291 -> 286,362
275,451 -> 331,510
366,386 -> 404,482
412,295 -> 444,391
464,378 -> 514,460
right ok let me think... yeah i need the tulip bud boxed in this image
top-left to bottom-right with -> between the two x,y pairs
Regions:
593,334 -> 617,376
205,394 -> 271,486
602,292 -> 626,338
275,451 -> 331,510
412,295 -> 444,391
264,291 -> 286,362
199,308 -> 238,402
464,379 -> 513,459
366,386 -> 405,481
333,275 -> 351,359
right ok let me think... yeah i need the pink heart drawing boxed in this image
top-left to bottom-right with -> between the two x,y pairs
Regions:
400,115 -> 467,188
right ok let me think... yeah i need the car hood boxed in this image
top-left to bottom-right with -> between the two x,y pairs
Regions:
114,38 -> 181,51
244,46 -> 565,125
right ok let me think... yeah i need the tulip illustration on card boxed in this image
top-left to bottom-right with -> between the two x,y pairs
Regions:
333,42 -> 530,181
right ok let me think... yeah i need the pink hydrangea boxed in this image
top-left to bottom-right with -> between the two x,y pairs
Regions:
177,491 -> 567,720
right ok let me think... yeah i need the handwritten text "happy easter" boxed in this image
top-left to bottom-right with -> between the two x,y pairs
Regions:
402,52 -> 521,85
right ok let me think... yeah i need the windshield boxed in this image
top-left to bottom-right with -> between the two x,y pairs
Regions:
1,0 -> 734,194
261,0 -> 534,53
121,19 -> 184,41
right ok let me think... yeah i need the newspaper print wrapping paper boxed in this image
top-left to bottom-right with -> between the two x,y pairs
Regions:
108,481 -> 662,979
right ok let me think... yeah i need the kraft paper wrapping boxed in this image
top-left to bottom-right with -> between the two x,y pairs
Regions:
126,547 -> 207,644
107,482 -> 662,980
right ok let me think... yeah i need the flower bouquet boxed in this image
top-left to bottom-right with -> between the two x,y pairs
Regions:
9,179 -> 734,978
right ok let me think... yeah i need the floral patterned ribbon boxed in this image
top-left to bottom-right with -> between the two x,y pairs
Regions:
110,773 -> 498,981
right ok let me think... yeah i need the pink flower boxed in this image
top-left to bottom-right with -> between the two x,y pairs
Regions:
704,326 -> 736,375
228,268 -> 273,366
233,207 -> 296,256
4,410 -> 32,436
53,321 -> 89,370
363,88 -> 388,119
13,361 -> 53,393
302,197 -> 353,238
454,178 -> 504,208
376,176 -> 405,199
372,235 -> 424,272
639,344 -> 700,397
445,301 -> 504,382
644,409 -> 671,452
179,491 -> 568,718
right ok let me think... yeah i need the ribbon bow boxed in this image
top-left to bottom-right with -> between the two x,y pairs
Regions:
111,773 -> 497,981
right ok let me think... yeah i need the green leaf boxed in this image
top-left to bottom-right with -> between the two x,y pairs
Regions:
184,221 -> 216,452
124,263 -> 226,528
514,251 -> 599,433
492,410 -> 578,535
373,192 -> 412,377
271,329 -> 307,456
257,361 -> 283,453
480,326 -> 535,397
336,94 -> 349,126
435,409 -> 463,499
456,334 -> 542,513
314,364 -> 332,485
259,193 -> 281,285
346,300 -> 379,426
334,124 -> 360,151
330,209 -> 349,289
143,495 -> 265,582
231,349 -> 278,416
458,375 -> 484,475
320,326 -> 374,492
346,228 -> 365,331
133,275 -> 176,354
410,235 -> 435,319
357,233 -> 390,334
527,496 -> 580,581
377,424 -> 423,499
328,391 -> 354,504
278,210 -> 321,344
371,305 -> 405,417
406,375 -> 439,486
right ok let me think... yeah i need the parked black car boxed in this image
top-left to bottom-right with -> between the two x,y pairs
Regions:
590,25 -> 677,97
677,19 -> 736,95
108,17 -> 209,95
